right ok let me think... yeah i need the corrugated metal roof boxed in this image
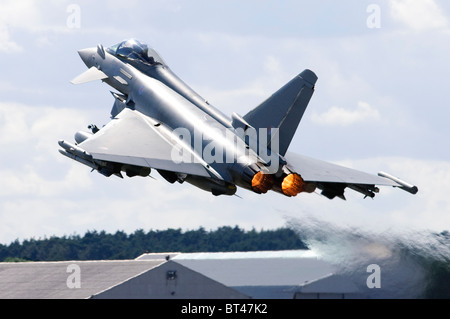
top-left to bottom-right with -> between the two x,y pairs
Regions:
135,252 -> 180,261
296,274 -> 359,294
171,250 -> 318,260
0,259 -> 165,299
0,250 -> 347,299
171,250 -> 335,287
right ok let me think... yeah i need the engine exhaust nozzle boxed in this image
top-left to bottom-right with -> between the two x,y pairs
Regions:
282,173 -> 305,197
252,172 -> 275,194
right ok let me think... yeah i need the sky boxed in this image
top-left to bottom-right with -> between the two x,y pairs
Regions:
0,0 -> 449,245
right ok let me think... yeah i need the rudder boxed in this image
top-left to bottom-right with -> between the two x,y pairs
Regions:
242,69 -> 317,156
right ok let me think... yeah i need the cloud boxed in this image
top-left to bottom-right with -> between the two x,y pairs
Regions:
0,102 -> 86,147
0,0 -> 43,52
381,157 -> 450,231
0,1 -> 123,52
0,26 -> 22,53
311,101 -> 381,126
0,102 -> 91,195
390,0 -> 448,31
0,0 -> 41,30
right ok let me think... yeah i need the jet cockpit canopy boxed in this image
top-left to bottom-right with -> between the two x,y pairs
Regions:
107,39 -> 166,66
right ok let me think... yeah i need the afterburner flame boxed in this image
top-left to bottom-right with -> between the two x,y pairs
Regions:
252,172 -> 274,194
282,173 -> 305,197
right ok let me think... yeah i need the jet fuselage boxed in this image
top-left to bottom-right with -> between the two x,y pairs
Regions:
76,44 -> 277,196
63,39 -> 417,199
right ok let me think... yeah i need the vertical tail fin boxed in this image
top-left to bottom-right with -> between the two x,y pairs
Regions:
242,69 -> 317,156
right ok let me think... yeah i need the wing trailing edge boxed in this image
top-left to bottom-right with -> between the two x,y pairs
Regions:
284,152 -> 418,199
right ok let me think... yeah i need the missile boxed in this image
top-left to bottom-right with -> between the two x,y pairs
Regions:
378,171 -> 418,195
58,140 -> 93,161
185,175 -> 237,196
347,184 -> 378,199
59,149 -> 117,178
59,150 -> 98,171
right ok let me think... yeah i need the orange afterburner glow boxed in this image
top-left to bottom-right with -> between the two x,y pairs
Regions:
282,173 -> 305,197
252,172 -> 275,194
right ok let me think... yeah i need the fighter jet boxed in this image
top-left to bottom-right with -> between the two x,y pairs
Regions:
59,39 -> 418,199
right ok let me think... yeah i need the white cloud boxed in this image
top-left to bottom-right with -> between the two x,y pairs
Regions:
0,26 -> 23,53
0,163 -> 92,198
0,102 -> 87,148
0,0 -> 43,52
311,101 -> 381,126
381,157 -> 450,231
0,102 -> 91,196
0,0 -> 123,51
0,0 -> 42,29
390,0 -> 448,31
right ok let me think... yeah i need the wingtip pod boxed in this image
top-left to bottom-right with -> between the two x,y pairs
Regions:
378,171 -> 419,195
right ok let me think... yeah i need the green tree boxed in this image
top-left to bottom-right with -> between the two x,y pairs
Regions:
1,226 -> 309,262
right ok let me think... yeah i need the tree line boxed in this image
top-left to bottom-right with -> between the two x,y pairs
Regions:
0,226 -> 308,262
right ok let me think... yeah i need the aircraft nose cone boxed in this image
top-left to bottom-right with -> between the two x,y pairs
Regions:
77,48 -> 96,67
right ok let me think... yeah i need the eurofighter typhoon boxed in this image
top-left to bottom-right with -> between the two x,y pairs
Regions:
59,39 -> 418,199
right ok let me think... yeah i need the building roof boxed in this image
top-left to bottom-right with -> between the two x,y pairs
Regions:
296,273 -> 359,294
0,258 -> 165,299
0,250 -> 350,299
169,250 -> 335,287
91,260 -> 249,299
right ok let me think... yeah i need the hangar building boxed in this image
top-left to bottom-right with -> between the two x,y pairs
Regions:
0,250 -> 358,299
